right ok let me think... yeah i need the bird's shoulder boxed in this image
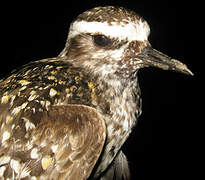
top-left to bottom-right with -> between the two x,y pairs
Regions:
0,58 -> 106,179
0,58 -> 96,106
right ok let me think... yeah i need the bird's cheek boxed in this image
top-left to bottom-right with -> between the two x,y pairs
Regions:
124,40 -> 149,57
108,48 -> 125,61
118,41 -> 149,69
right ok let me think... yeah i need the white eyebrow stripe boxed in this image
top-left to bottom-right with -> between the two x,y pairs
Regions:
69,20 -> 150,41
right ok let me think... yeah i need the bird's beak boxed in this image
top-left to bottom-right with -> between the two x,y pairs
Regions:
135,46 -> 193,75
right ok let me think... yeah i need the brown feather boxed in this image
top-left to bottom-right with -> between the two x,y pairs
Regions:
98,151 -> 130,180
0,6 -> 187,180
0,104 -> 106,179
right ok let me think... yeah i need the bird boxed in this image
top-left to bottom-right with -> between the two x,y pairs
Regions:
0,6 -> 192,180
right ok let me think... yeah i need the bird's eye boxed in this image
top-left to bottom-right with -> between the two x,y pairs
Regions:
93,35 -> 112,47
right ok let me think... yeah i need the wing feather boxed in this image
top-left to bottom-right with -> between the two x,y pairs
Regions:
0,104 -> 106,180
99,151 -> 130,180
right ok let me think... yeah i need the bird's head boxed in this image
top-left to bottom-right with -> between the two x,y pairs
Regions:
60,6 -> 192,79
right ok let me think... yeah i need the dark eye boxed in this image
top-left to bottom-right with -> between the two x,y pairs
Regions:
93,35 -> 112,47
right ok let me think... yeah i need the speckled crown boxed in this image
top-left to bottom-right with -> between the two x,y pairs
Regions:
75,6 -> 144,25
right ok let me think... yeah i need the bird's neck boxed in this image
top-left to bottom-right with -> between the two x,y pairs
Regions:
69,58 -> 141,124
90,73 -> 142,178
97,74 -> 140,128
63,57 -> 141,128
64,58 -> 141,177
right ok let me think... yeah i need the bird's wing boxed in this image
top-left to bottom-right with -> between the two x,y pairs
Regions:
99,150 -> 130,180
0,104 -> 106,180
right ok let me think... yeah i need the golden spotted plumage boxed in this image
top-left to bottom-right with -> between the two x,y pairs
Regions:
0,58 -> 107,179
0,6 -> 192,180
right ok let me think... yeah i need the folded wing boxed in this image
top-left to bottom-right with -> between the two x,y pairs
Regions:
0,104 -> 106,180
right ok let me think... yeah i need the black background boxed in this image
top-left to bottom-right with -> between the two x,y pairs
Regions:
1,1 -> 200,179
